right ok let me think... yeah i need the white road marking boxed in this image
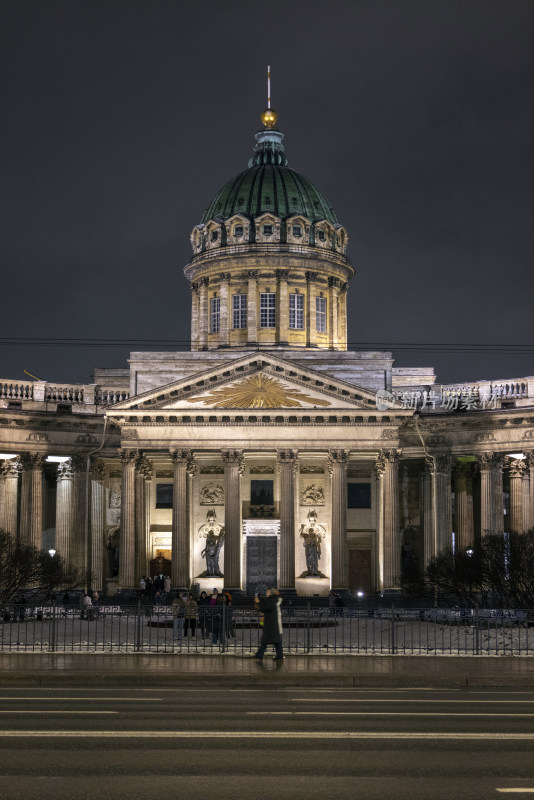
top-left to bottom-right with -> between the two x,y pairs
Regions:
251,711 -> 534,717
0,731 -> 532,739
496,790 -> 534,794
0,710 -> 117,714
292,699 -> 534,704
0,697 -> 160,702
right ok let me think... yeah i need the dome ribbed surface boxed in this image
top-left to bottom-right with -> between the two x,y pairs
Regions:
201,129 -> 338,225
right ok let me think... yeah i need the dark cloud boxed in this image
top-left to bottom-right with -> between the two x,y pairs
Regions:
1,0 -> 532,384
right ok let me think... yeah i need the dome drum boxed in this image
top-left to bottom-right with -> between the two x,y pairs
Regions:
190,216 -> 348,256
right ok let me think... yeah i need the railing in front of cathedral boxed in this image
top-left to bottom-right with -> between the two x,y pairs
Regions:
45,384 -> 85,403
0,602 -> 530,655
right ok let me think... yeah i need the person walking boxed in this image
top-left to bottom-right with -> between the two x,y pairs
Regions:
253,587 -> 284,662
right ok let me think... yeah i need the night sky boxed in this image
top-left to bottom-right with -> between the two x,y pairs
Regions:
1,0 -> 533,387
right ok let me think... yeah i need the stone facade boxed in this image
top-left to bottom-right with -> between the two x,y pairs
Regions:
0,111 -> 533,597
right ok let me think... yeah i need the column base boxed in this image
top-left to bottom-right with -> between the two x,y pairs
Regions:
279,588 -> 299,600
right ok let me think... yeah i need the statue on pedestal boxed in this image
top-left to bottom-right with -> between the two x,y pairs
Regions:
197,509 -> 225,577
299,509 -> 327,578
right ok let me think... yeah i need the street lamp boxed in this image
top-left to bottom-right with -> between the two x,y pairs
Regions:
48,549 -> 56,558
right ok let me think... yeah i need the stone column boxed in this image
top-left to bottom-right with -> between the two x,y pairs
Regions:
119,450 -> 137,589
247,270 -> 258,345
508,458 -> 526,534
328,277 -> 340,350
329,450 -> 349,590
422,458 -> 437,567
0,464 -> 5,531
374,456 -> 385,591
222,450 -> 244,591
135,455 -> 152,585
306,272 -> 318,347
219,273 -> 231,347
277,450 -> 298,590
277,270 -> 289,345
19,454 -> 33,546
435,455 -> 453,552
197,277 -> 209,350
339,283 -> 348,350
454,462 -> 474,551
525,453 -> 534,533
491,454 -> 505,535
55,460 -> 76,564
190,282 -> 199,351
380,450 -> 401,589
2,459 -> 20,538
171,450 -> 195,589
90,459 -> 105,591
477,453 -> 495,536
71,455 -> 87,572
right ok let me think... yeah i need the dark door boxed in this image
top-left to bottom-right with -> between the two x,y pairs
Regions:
246,536 -> 278,595
349,549 -> 372,595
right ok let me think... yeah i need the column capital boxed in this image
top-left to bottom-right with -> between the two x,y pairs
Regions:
524,451 -> 534,469
219,272 -> 232,282
170,449 -> 196,476
120,449 -> 138,467
434,454 -> 453,473
90,458 -> 106,481
327,450 -> 350,475
277,450 -> 298,474
277,269 -> 290,281
507,457 -> 526,479
222,450 -> 245,474
476,452 -> 494,470
57,460 -> 77,480
19,452 -> 46,471
199,276 -> 210,288
1,459 -> 21,478
247,270 -> 258,280
135,454 -> 153,480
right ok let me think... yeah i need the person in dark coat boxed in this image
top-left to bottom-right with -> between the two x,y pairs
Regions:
253,587 -> 284,661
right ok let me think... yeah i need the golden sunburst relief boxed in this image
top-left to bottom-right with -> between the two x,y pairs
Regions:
186,373 -> 331,409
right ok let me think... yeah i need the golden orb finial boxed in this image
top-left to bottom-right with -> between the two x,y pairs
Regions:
261,107 -> 278,129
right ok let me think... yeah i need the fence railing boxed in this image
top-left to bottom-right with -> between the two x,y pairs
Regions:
1,604 -> 532,655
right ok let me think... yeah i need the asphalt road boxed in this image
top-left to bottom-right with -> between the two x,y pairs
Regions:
0,685 -> 533,799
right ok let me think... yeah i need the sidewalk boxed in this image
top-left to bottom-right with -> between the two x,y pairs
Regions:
0,653 -> 532,687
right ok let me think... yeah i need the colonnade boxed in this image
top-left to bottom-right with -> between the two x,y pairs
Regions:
0,450 -> 532,593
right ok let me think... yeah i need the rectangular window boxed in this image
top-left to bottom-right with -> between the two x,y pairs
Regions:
347,483 -> 371,509
156,483 -> 173,509
232,294 -> 247,329
289,292 -> 304,329
250,480 -> 274,506
316,296 -> 327,332
210,297 -> 220,333
260,292 -> 276,328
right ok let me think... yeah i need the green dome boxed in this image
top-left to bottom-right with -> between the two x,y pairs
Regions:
201,129 -> 339,225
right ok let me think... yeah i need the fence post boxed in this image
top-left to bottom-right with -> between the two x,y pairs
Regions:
221,603 -> 226,653
135,599 -> 142,652
306,602 -> 311,654
391,603 -> 396,654
474,607 -> 480,655
51,599 -> 56,653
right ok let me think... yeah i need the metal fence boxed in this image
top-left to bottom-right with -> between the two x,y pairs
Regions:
0,604 -> 532,655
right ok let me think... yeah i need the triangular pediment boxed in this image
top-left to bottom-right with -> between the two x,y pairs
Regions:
108,353 -> 398,413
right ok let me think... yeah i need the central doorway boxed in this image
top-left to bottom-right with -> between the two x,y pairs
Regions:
246,536 -> 278,595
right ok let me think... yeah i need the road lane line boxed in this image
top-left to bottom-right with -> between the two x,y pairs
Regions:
250,711 -> 534,717
291,699 -> 534,704
496,790 -> 534,794
0,697 -> 160,702
0,710 -> 117,714
0,731 -> 533,739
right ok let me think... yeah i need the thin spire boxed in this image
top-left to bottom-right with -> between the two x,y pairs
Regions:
267,65 -> 271,109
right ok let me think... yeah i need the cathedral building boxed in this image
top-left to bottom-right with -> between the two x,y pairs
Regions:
0,107 -> 533,598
